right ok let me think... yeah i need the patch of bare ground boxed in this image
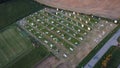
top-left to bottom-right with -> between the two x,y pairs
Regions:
56,62 -> 72,68
34,55 -> 60,68
34,20 -> 117,68
55,21 -> 117,68
69,21 -> 117,68
35,0 -> 120,19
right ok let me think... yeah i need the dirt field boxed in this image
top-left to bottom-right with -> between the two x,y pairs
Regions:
55,21 -> 117,68
34,55 -> 60,68
29,7 -> 118,68
34,20 -> 117,68
35,0 -> 120,19
69,21 -> 117,68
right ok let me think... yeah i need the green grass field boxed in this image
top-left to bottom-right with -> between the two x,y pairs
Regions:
0,26 -> 49,68
0,0 -> 44,29
94,46 -> 120,68
0,26 -> 34,68
8,45 -> 50,68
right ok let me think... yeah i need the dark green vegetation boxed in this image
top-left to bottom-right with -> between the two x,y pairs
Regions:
0,0 -> 44,29
0,0 -> 10,3
76,25 -> 120,68
0,26 -> 33,68
94,46 -> 120,68
117,36 -> 120,43
8,45 -> 50,68
0,26 -> 49,68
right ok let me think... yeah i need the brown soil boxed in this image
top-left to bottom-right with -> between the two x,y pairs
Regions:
34,55 -> 60,68
35,0 -> 120,19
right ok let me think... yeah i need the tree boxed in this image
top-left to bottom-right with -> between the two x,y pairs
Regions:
0,0 -> 10,3
117,36 -> 120,47
102,54 -> 112,68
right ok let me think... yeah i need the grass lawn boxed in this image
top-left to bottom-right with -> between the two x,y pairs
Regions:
0,25 -> 34,68
94,46 -> 120,68
8,45 -> 50,68
0,0 -> 44,29
76,25 -> 120,68
0,25 -> 49,68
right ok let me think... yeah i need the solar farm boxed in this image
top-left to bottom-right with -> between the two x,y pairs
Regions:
17,8 -> 117,67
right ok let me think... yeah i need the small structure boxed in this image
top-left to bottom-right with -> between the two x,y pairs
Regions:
70,47 -> 74,51
88,27 -> 91,30
78,29 -> 80,32
63,54 -> 68,58
114,20 -> 118,23
85,21 -> 88,24
81,24 -> 84,27
56,8 -> 59,11
73,12 -> 75,15
69,13 -> 71,16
